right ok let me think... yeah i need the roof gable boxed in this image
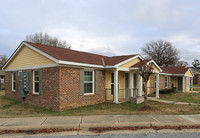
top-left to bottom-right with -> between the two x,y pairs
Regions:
4,44 -> 56,70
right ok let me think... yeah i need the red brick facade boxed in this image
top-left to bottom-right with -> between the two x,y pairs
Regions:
5,67 -> 105,111
159,75 -> 172,90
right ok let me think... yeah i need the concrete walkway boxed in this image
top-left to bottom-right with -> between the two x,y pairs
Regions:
1,114 -> 200,132
149,97 -> 200,105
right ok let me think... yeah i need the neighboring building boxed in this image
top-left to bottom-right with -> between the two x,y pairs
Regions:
0,70 -> 5,83
2,41 -> 194,111
160,66 -> 194,92
191,68 -> 200,85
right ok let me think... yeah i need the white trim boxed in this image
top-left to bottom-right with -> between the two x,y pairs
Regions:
147,60 -> 162,72
129,67 -> 140,70
118,68 -> 130,71
165,76 -> 168,88
4,64 -> 59,71
83,70 -> 94,95
2,42 -> 59,70
58,60 -> 104,68
115,55 -> 144,67
12,72 -> 16,91
159,73 -> 172,76
104,66 -> 116,69
24,42 -> 59,63
33,70 -> 39,95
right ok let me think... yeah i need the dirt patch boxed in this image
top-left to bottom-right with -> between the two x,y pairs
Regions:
91,126 -> 200,133
136,106 -> 156,111
0,128 -> 80,135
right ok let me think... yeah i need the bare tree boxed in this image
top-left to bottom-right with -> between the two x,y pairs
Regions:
138,63 -> 153,107
0,55 -> 8,69
175,60 -> 188,67
142,40 -> 179,67
25,32 -> 71,49
192,59 -> 200,68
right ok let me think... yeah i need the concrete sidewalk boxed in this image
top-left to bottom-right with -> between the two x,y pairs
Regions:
1,114 -> 200,131
149,97 -> 200,105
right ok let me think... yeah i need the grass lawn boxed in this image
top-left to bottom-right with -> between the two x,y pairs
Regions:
160,92 -> 200,104
0,90 -> 200,118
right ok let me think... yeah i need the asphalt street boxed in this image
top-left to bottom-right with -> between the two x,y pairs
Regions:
14,132 -> 200,138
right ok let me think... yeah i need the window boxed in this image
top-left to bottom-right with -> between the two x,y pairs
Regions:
111,72 -> 114,95
110,72 -> 119,95
12,72 -> 16,91
165,76 -> 168,88
84,71 -> 94,94
33,71 -> 39,94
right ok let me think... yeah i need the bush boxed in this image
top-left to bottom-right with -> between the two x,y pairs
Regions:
159,87 -> 175,94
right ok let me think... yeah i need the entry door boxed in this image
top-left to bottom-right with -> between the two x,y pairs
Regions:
178,77 -> 182,91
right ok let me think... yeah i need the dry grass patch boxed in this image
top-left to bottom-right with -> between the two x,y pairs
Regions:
0,90 -> 200,117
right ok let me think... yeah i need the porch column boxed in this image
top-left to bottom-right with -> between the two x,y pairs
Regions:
156,73 -> 160,98
129,71 -> 133,97
138,74 -> 143,97
113,69 -> 119,103
182,76 -> 185,92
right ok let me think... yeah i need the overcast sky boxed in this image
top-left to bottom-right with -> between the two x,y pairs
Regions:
0,0 -> 200,65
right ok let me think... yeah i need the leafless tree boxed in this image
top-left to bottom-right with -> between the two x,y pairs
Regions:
25,32 -> 71,49
175,60 -> 188,67
142,40 -> 179,67
0,55 -> 8,69
192,59 -> 200,69
138,63 -> 153,107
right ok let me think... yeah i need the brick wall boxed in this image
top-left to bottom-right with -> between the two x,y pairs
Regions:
59,67 -> 105,111
5,66 -> 106,111
159,75 -> 172,90
5,67 -> 60,110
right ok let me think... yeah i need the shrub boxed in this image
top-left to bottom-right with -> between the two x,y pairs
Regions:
159,87 -> 175,94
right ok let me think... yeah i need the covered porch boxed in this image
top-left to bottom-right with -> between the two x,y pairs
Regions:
105,69 -> 160,103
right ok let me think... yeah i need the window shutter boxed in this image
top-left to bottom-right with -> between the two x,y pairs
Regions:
39,69 -> 42,95
15,71 -> 18,91
8,72 -> 12,91
80,69 -> 84,95
95,70 -> 100,95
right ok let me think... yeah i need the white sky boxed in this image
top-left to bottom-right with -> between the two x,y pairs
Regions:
0,0 -> 200,65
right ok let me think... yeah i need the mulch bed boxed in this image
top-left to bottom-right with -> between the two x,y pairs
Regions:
90,126 -> 200,133
0,128 -> 80,135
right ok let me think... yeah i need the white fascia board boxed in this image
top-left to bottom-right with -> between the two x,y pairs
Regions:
2,42 -> 59,70
188,68 -> 194,77
58,60 -> 104,68
147,60 -> 162,72
2,42 -> 24,70
118,68 -> 130,71
4,63 -> 59,71
24,42 -> 59,63
104,66 -> 117,69
159,73 -> 172,76
172,74 -> 185,76
129,67 -> 140,70
115,55 -> 143,67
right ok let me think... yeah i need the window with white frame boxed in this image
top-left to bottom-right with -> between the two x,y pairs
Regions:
84,71 -> 94,94
33,71 -> 39,94
12,72 -> 16,91
165,76 -> 168,88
